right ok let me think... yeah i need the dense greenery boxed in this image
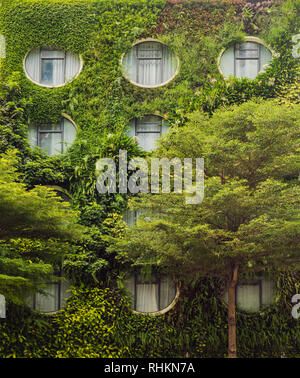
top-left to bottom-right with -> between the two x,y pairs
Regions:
0,150 -> 85,304
0,0 -> 299,358
112,100 -> 300,357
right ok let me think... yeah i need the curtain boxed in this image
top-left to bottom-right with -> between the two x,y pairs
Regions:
261,278 -> 274,307
160,276 -> 176,310
136,283 -> 159,313
122,42 -> 177,87
260,45 -> 273,71
35,284 -> 59,313
123,209 -> 137,226
28,124 -> 38,148
219,46 -> 235,78
60,279 -> 71,308
235,58 -> 259,79
128,116 -> 168,152
236,284 -> 260,313
220,43 -> 272,79
40,49 -> 65,86
65,51 -> 81,82
63,118 -> 77,151
39,123 -> 62,156
25,48 -> 40,82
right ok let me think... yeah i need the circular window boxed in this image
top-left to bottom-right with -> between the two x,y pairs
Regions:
28,116 -> 77,156
26,276 -> 71,314
124,274 -> 178,315
128,115 -> 169,152
223,277 -> 275,313
121,40 -> 179,88
218,37 -> 273,80
24,47 -> 82,87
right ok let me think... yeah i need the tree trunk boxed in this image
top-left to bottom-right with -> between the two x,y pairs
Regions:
228,263 -> 238,358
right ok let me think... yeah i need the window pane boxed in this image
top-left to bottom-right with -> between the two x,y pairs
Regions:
237,284 -> 260,313
41,49 -> 65,59
136,283 -> 159,312
60,280 -> 71,309
236,42 -> 259,59
39,132 -> 62,155
63,118 -> 77,150
136,132 -> 161,151
261,279 -> 275,307
41,59 -> 64,86
160,276 -> 176,310
35,284 -> 59,313
136,116 -> 162,132
41,60 -> 54,84
39,123 -> 62,131
235,58 -> 259,79
122,42 -> 177,87
28,124 -> 38,147
137,42 -> 163,59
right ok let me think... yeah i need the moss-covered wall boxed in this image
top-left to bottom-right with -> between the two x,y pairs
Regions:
0,0 -> 299,358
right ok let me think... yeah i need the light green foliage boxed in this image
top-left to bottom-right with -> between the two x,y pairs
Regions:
52,287 -> 129,358
0,150 -> 85,303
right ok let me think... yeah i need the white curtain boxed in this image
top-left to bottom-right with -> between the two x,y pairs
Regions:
236,284 -> 260,313
235,58 -> 259,80
122,42 -> 177,86
220,43 -> 272,79
25,49 -> 80,86
123,209 -> 137,226
28,124 -> 38,148
160,276 -> 176,310
261,278 -> 275,307
260,45 -> 273,71
35,283 -> 59,313
136,283 -> 159,313
25,48 -> 40,82
60,279 -> 71,308
63,118 -> 77,151
38,123 -> 62,156
128,115 -> 168,152
65,51 -> 81,82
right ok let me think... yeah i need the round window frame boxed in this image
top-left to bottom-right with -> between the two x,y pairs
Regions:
23,47 -> 83,88
28,114 -> 78,156
125,275 -> 180,316
28,279 -> 72,316
217,36 -> 274,80
120,38 -> 180,89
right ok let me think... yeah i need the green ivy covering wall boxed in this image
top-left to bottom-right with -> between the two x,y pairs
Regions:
0,0 -> 299,358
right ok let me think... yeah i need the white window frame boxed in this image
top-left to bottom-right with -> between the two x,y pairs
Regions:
24,47 -> 83,88
121,38 -> 180,88
217,36 -> 273,80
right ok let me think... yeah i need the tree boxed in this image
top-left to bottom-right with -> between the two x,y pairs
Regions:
0,150 -> 85,304
111,100 -> 300,358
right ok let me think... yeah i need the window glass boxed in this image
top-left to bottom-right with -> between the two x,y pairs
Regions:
28,117 -> 76,156
122,41 -> 178,87
223,278 -> 275,313
128,115 -> 168,152
124,274 -> 176,313
219,40 -> 272,79
25,48 -> 81,87
26,278 -> 71,314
